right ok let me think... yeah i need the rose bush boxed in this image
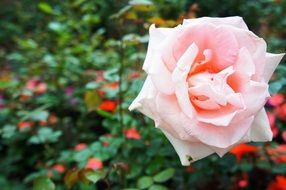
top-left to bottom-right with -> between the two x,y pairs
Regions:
130,16 -> 284,165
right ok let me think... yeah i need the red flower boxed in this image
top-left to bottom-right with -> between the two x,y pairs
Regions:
267,176 -> 286,190
99,100 -> 117,112
52,164 -> 65,174
230,143 -> 258,161
85,158 -> 103,170
274,103 -> 286,120
74,143 -> 87,151
35,82 -> 47,95
282,131 -> 286,142
105,82 -> 119,89
124,128 -> 141,140
25,79 -> 38,90
268,94 -> 284,107
17,121 -> 34,130
266,145 -> 286,164
267,112 -> 278,137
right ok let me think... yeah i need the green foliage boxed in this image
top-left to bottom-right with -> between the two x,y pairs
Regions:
0,0 -> 285,189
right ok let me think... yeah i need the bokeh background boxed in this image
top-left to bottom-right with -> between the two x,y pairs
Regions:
0,0 -> 286,189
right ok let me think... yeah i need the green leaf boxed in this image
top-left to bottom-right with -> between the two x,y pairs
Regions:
64,169 -> 79,189
149,184 -> 168,190
137,176 -> 153,189
84,170 -> 106,183
38,2 -> 53,14
1,125 -> 16,139
33,177 -> 55,190
84,91 -> 101,111
31,110 -> 49,121
85,82 -> 101,90
153,168 -> 175,183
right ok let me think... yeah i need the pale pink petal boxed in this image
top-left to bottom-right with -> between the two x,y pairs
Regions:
248,108 -> 273,141
162,129 -> 214,165
196,110 -> 238,127
185,116 -> 254,148
143,24 -> 172,72
155,93 -> 191,140
230,26 -> 267,79
235,48 -> 255,76
211,25 -> 239,70
183,16 -> 248,29
148,53 -> 175,95
129,76 -> 157,119
172,43 -> 199,118
240,81 -> 269,118
264,53 -> 285,82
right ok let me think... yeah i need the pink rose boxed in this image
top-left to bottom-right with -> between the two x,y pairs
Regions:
129,17 -> 285,165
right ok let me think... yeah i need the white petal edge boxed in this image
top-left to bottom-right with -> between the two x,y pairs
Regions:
247,108 -> 273,142
161,129 -> 214,166
264,53 -> 285,82
183,16 -> 248,30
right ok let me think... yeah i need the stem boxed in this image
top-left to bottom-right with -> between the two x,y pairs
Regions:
118,19 -> 124,130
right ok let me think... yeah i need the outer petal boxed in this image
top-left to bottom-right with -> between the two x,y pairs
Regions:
183,16 -> 248,30
143,24 -> 173,72
185,116 -> 254,148
264,53 -> 285,82
162,129 -> 214,165
129,76 -> 157,119
248,108 -> 273,141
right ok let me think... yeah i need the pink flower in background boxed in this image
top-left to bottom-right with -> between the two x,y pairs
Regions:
267,112 -> 278,137
129,16 -> 284,165
268,93 -> 284,107
86,158 -> 103,170
52,164 -> 65,174
74,143 -> 87,151
274,103 -> 286,120
124,128 -> 141,139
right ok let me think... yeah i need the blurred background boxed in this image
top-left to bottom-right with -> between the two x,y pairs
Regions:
0,0 -> 286,189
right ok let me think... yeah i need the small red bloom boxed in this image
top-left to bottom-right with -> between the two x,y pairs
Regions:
128,71 -> 141,79
274,103 -> 286,120
230,143 -> 258,161
267,112 -> 278,137
268,94 -> 284,107
52,164 -> 65,174
86,158 -> 103,170
25,79 -> 38,90
35,82 -> 47,95
17,121 -> 34,130
75,143 -> 87,151
48,114 -> 58,125
124,128 -> 141,140
238,179 -> 248,188
282,131 -> 286,142
267,176 -> 286,190
105,82 -> 119,89
99,100 -> 117,112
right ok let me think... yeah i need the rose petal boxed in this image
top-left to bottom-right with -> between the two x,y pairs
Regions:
247,108 -> 273,141
162,129 -> 214,165
129,76 -> 157,119
172,43 -> 199,118
235,48 -> 255,76
183,16 -> 248,30
185,116 -> 254,148
264,53 -> 285,82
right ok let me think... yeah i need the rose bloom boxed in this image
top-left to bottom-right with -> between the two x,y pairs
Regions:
129,17 -> 284,165
85,158 -> 103,170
